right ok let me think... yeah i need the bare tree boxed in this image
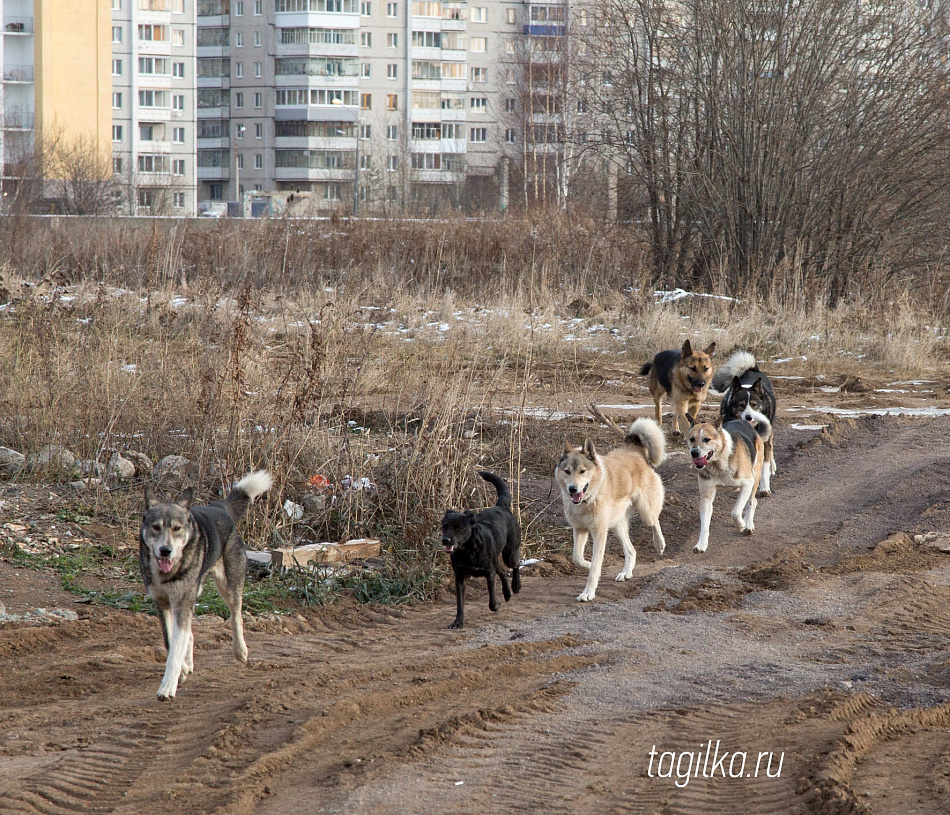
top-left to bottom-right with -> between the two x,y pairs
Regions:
575,0 -> 950,298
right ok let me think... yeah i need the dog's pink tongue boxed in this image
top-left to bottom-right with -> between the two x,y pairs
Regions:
157,557 -> 174,574
693,456 -> 708,468
571,492 -> 584,504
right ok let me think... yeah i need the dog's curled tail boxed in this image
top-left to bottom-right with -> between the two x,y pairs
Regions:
638,362 -> 653,377
625,418 -> 667,467
478,470 -> 512,512
743,409 -> 773,440
712,350 -> 758,392
225,470 -> 273,520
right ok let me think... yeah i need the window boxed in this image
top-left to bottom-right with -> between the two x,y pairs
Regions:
254,0 -> 262,13
255,61 -> 262,77
138,190 -> 154,208
174,192 -> 185,208
471,67 -> 486,82
386,1 -> 397,15
235,0 -> 244,13
173,61 -> 185,78
254,92 -> 262,108
471,6 -> 486,22
412,30 -> 441,47
237,154 -> 245,169
173,28 -> 184,46
413,1 -> 440,15
360,93 -> 372,109
236,32 -> 243,46
174,127 -> 185,143
325,183 -> 341,201
361,32 -> 372,46
254,154 -> 263,169
210,184 -> 223,200
236,123 -> 245,138
387,155 -> 398,171
139,90 -> 169,107
112,59 -> 122,76
138,154 -> 170,173
173,94 -> 185,111
255,31 -> 262,46
140,124 -> 155,140
505,129 -> 516,143
387,32 -> 398,47
138,24 -> 168,41
113,92 -> 122,109
361,63 -> 371,78
506,7 -> 515,24
112,26 -> 122,43
506,68 -> 515,83
173,159 -> 186,175
140,57 -> 172,75
361,0 -> 371,13
112,125 -> 123,141
360,155 -> 371,170
113,157 -> 123,174
112,0 -> 121,8
387,63 -> 398,79
173,0 -> 184,12
470,127 -> 487,143
470,97 -> 487,111
360,124 -> 371,139
505,97 -> 516,113
470,37 -> 486,52
386,94 -> 398,110
235,92 -> 244,108
255,123 -> 263,138
236,62 -> 244,78
387,124 -> 397,140
505,40 -> 515,54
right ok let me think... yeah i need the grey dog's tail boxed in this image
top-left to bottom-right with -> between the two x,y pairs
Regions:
478,471 -> 512,512
638,362 -> 652,376
224,470 -> 273,520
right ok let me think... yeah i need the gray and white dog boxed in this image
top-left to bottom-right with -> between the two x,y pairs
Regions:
139,470 -> 272,701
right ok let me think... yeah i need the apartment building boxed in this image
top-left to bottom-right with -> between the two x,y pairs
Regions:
1,0 -> 112,206
194,0 -> 533,213
111,0 -> 197,214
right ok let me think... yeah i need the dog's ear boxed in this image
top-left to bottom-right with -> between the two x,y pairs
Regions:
144,485 -> 161,509
750,375 -> 764,393
681,339 -> 693,357
686,411 -> 697,428
704,342 -> 716,356
174,487 -> 194,509
464,509 -> 476,520
562,439 -> 573,456
582,438 -> 597,460
714,414 -> 724,428
731,375 -> 743,392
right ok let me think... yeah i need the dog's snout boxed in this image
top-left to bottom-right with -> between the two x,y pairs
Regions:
159,545 -> 172,557
568,484 -> 578,494
690,448 -> 701,459
441,537 -> 451,546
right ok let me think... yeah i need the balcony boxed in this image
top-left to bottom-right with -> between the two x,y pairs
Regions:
3,17 -> 33,34
2,65 -> 34,83
2,108 -> 34,129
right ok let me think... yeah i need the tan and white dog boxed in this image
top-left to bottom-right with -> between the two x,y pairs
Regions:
686,412 -> 770,554
556,415 -> 667,602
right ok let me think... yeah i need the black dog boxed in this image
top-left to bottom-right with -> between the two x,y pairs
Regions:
713,351 -> 777,495
440,471 -> 522,629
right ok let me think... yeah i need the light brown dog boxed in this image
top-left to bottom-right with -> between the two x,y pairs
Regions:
640,340 -> 717,436
686,413 -> 768,554
556,417 -> 667,602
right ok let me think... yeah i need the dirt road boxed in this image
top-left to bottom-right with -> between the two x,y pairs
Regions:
2,385 -> 950,813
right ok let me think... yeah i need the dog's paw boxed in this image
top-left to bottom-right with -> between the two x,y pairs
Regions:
653,541 -> 666,556
489,600 -> 500,612
449,618 -> 464,630
756,489 -> 771,498
156,687 -> 176,702
615,570 -> 633,582
693,543 -> 708,554
233,643 -> 248,663
742,527 -> 754,536
573,558 -> 592,571
576,589 -> 595,602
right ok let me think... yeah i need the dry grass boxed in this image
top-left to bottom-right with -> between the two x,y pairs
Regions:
0,214 -> 947,600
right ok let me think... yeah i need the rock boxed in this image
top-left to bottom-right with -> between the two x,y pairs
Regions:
70,478 -> 105,491
300,491 -> 327,515
152,455 -> 201,485
26,445 -> 77,474
125,450 -> 153,478
76,460 -> 105,479
0,446 -> 25,473
107,452 -> 136,481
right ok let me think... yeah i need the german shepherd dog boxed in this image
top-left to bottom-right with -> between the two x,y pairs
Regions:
140,470 -> 272,701
640,341 -> 717,436
686,414 -> 770,554
440,471 -> 522,629
556,416 -> 666,602
713,351 -> 777,495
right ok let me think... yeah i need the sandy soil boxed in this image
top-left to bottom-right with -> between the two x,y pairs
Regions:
2,371 -> 950,814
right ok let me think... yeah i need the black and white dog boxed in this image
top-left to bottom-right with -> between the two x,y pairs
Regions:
140,470 -> 272,701
440,471 -> 522,629
713,351 -> 777,495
